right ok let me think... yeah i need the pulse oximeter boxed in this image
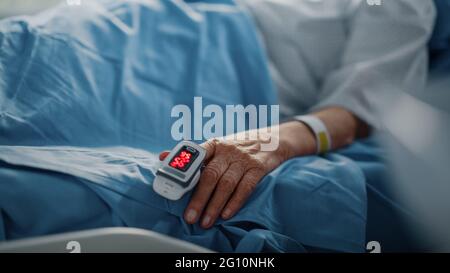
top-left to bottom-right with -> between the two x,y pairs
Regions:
153,141 -> 206,200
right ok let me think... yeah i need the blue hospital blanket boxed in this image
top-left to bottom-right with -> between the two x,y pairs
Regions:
0,143 -> 372,253
0,0 -> 371,252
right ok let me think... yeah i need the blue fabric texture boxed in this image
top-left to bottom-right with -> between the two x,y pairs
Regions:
0,0 -> 276,150
0,143 -> 372,253
0,0 -> 371,252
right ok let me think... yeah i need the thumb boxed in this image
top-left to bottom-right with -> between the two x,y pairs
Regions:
200,139 -> 217,162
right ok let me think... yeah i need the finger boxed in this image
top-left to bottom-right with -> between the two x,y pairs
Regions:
200,138 -> 218,162
221,168 -> 264,220
184,155 -> 229,224
159,151 -> 170,161
200,162 -> 246,228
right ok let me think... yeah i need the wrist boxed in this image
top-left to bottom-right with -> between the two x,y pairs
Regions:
278,121 -> 317,159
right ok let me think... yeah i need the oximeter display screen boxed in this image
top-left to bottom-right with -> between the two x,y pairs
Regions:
169,146 -> 199,172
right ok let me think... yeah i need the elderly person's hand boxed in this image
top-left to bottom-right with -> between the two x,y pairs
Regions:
159,121 -> 316,228
159,107 -> 369,228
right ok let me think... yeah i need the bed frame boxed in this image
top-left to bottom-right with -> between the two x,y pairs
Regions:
0,227 -> 213,253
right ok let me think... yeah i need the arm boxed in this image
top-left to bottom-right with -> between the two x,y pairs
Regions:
281,106 -> 370,158
160,106 -> 368,229
160,0 -> 436,229
312,0 -> 436,129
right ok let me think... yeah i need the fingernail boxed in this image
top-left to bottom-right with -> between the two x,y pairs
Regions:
222,208 -> 232,219
202,215 -> 211,227
185,209 -> 197,223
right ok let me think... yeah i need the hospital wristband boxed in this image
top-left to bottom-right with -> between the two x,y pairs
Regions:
293,115 -> 332,154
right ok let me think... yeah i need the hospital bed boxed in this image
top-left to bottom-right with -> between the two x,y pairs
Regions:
0,72 -> 448,253
0,0 -> 448,253
0,1 -> 217,254
0,227 -> 212,253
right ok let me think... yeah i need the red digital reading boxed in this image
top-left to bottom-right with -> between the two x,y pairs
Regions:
168,146 -> 199,172
170,150 -> 191,169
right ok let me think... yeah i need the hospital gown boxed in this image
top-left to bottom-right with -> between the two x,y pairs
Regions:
241,0 -> 436,127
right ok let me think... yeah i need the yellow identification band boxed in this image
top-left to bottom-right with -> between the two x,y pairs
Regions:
294,115 -> 332,154
318,132 -> 330,154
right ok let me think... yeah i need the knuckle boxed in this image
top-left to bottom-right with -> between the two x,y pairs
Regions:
217,140 -> 235,151
203,138 -> 218,154
202,167 -> 220,183
249,159 -> 266,171
211,138 -> 221,145
206,138 -> 220,148
239,151 -> 252,162
220,177 -> 237,192
247,144 -> 261,154
206,160 -> 221,171
242,179 -> 258,193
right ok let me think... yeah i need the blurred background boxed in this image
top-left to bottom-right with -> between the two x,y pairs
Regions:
0,0 -> 61,19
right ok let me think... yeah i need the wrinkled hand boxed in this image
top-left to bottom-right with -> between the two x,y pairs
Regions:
159,127 -> 293,229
